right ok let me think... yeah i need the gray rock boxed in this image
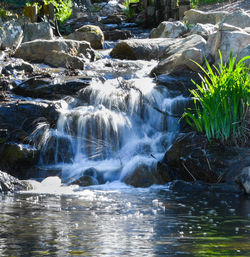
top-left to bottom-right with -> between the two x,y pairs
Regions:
184,9 -> 228,25
0,170 -> 30,193
236,45 -> 250,66
188,23 -> 216,40
221,9 -> 250,29
110,38 -> 176,60
104,29 -> 132,41
235,167 -> 250,194
67,25 -> 104,49
150,21 -> 188,39
22,22 -> 54,43
2,59 -> 34,75
206,23 -> 250,65
151,34 -> 206,75
0,20 -> 23,50
14,39 -> 96,69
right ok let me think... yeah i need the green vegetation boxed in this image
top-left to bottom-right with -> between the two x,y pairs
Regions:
182,51 -> 250,145
0,8 -> 8,19
123,0 -> 140,21
190,0 -> 228,9
43,0 -> 72,25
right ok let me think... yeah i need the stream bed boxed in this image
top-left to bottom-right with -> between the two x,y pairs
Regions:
0,181 -> 250,257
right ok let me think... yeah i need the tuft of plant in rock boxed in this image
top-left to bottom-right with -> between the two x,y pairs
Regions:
182,51 -> 250,145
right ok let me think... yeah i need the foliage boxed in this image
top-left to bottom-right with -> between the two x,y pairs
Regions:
123,0 -> 140,21
190,0 -> 228,9
182,51 -> 250,145
42,0 -> 72,25
0,8 -> 8,19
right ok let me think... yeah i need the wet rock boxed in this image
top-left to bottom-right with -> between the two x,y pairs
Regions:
0,143 -> 39,179
156,70 -> 201,95
151,34 -> 206,75
2,59 -> 34,75
13,76 -> 92,100
221,9 -> 250,29
104,29 -> 132,41
169,180 -> 243,195
160,132 -> 250,183
0,101 -> 59,134
70,168 -> 104,186
206,23 -> 250,65
101,14 -> 124,24
0,170 -> 30,193
22,22 -> 54,43
110,38 -> 176,60
122,163 -> 167,187
0,20 -> 23,50
184,9 -> 228,25
187,23 -> 216,40
14,39 -> 96,69
67,25 -> 104,50
150,21 -> 188,39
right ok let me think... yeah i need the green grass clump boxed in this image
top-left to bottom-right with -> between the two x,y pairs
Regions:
182,51 -> 250,145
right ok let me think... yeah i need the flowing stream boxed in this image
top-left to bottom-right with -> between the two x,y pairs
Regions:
1,24 -> 250,256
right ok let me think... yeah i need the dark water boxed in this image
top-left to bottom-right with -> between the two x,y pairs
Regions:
0,183 -> 249,257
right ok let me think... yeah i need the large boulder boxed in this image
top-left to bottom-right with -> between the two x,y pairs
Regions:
22,22 -> 54,43
150,21 -> 188,39
14,39 -> 96,69
184,9 -> 228,25
187,23 -> 216,40
93,2 -> 126,16
159,133 -> 250,187
151,34 -> 206,75
0,170 -> 30,193
221,9 -> 250,29
206,23 -> 250,65
67,25 -> 104,49
0,19 -> 23,50
110,38 -> 176,60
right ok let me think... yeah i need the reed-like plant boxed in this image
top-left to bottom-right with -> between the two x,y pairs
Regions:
182,51 -> 250,145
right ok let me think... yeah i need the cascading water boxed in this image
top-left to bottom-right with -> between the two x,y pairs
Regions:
31,57 -> 189,185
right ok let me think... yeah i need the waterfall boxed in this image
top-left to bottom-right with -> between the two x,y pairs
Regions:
31,58 -> 189,185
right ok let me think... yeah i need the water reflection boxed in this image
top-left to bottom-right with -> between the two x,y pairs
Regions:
0,186 -> 249,256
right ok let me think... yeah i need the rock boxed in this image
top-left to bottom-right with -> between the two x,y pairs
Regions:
22,22 -> 54,43
188,23 -> 216,40
101,14 -> 124,24
14,39 -> 96,69
151,34 -> 206,75
0,20 -> 23,50
110,38 -> 176,60
237,45 -> 250,66
0,170 -> 30,193
13,76 -> 92,100
0,101 -> 59,134
206,23 -> 250,65
156,70 -> 201,95
184,9 -> 228,25
0,143 -> 39,179
221,9 -> 250,29
70,167 -> 104,186
160,132 -> 250,183
104,29 -> 132,41
235,167 -> 250,194
150,21 -> 188,39
226,166 -> 250,195
93,2 -> 126,17
2,59 -> 34,75
122,163 -> 167,187
67,25 -> 104,49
